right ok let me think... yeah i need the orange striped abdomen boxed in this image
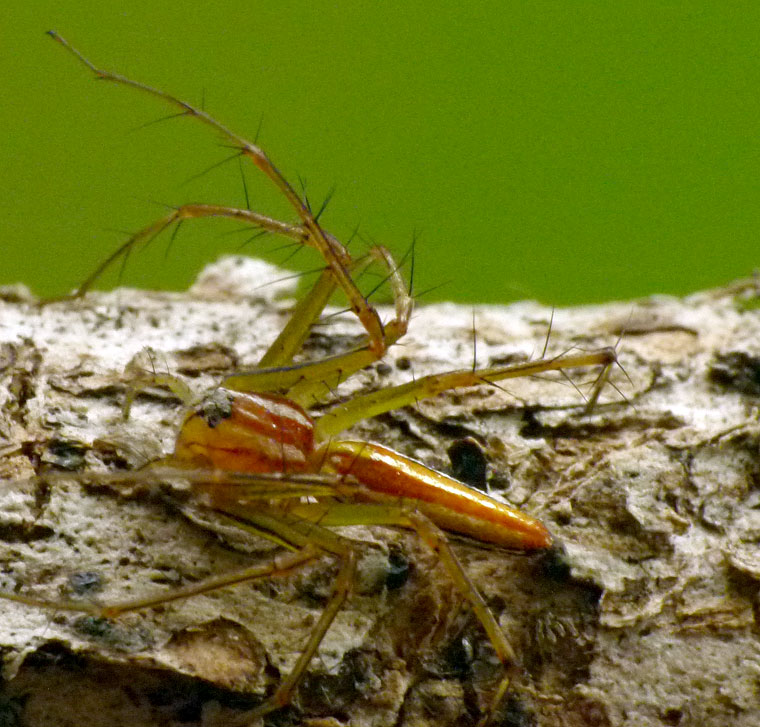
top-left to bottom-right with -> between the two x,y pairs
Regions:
320,440 -> 552,551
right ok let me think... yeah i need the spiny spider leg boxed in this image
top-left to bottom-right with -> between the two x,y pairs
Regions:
313,346 -> 617,438
48,30 -> 396,356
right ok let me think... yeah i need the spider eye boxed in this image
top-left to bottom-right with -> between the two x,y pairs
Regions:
198,390 -> 234,428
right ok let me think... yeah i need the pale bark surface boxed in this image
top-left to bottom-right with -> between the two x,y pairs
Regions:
0,258 -> 758,727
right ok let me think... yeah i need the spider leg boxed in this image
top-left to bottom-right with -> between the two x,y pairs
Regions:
314,347 -> 618,439
248,541 -> 356,716
71,204 -> 307,298
265,497 -> 521,725
0,544 -> 320,617
196,503 -> 359,716
110,234 -> 357,414
404,509 -> 516,727
224,245 -> 412,407
258,244 -> 411,370
0,467 -> 359,719
258,268 -> 341,369
106,240 -> 406,412
223,341 -> 391,409
48,31 -> 387,355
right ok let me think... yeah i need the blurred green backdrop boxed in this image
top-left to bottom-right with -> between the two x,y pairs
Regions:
3,2 -> 760,305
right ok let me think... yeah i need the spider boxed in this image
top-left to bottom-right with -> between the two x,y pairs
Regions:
2,32 -> 618,726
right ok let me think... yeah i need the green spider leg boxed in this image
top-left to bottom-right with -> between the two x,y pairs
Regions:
48,31 -> 389,355
0,467 -> 513,722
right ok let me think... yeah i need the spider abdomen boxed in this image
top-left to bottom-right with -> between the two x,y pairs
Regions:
321,440 -> 552,551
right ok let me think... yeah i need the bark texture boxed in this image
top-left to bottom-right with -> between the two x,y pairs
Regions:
0,257 -> 758,727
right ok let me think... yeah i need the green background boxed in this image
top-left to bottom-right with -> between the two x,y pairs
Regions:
3,2 -> 760,305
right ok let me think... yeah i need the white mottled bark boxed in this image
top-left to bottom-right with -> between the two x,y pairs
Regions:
1,258 -> 758,727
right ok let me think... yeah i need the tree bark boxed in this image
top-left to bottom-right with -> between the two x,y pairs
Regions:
1,257 -> 758,727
